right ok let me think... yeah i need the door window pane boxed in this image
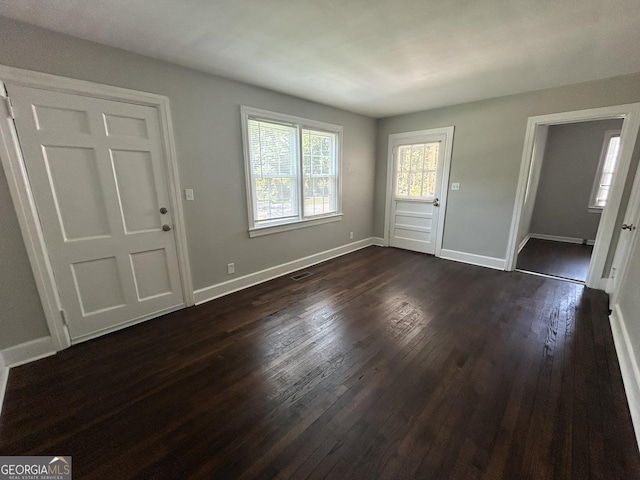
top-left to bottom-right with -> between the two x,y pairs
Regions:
395,142 -> 440,199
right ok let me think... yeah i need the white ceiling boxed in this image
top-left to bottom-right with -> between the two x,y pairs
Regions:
1,0 -> 640,117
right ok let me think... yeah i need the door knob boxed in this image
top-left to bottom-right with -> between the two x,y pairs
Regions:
622,224 -> 636,231
433,197 -> 440,207
160,207 -> 168,214
162,224 -> 172,231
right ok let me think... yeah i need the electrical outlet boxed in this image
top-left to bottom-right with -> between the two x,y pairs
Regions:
185,189 -> 195,201
350,232 -> 354,240
451,182 -> 460,191
227,263 -> 235,275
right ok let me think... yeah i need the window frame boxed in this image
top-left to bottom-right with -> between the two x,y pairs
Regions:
589,129 -> 622,212
241,106 -> 343,237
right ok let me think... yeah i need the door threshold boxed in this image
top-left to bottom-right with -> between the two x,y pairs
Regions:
515,268 -> 586,285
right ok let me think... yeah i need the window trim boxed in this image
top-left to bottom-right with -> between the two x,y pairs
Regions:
240,106 -> 343,237
588,129 -> 621,212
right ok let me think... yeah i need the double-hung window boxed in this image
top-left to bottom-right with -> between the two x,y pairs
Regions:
241,106 -> 342,236
589,130 -> 621,211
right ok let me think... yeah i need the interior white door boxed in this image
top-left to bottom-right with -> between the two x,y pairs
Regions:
609,166 -> 640,305
7,83 -> 185,341
389,134 -> 446,254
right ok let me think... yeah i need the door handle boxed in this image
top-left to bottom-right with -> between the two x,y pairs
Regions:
160,207 -> 168,214
433,197 -> 440,207
622,224 -> 636,231
162,224 -> 172,231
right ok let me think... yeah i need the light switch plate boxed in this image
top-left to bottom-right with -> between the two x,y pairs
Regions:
185,189 -> 194,201
451,182 -> 460,191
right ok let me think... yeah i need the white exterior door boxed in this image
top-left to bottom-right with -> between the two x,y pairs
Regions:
389,134 -> 446,255
7,83 -> 185,341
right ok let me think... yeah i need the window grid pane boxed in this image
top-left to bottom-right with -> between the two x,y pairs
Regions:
248,119 -> 299,223
395,142 -> 439,199
302,129 -> 338,217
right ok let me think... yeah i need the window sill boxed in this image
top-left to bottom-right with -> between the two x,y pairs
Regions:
249,214 -> 343,238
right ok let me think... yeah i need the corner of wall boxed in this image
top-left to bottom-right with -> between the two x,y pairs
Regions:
1,336 -> 56,369
518,234 -> 531,253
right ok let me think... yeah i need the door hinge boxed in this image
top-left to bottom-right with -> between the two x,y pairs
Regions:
3,96 -> 15,119
60,309 -> 68,326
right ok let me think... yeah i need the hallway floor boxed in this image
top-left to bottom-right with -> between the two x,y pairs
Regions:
517,238 -> 593,283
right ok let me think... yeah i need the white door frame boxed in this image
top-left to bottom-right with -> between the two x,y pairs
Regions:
0,64 -> 194,351
505,103 -> 640,288
383,126 -> 454,256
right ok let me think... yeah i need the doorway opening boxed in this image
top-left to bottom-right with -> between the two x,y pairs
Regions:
516,119 -> 623,283
506,103 -> 640,290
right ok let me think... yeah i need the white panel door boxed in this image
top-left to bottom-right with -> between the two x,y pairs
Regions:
389,135 -> 446,254
7,83 -> 185,341
609,163 -> 640,305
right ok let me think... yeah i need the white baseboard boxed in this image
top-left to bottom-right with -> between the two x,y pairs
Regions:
0,338 -> 54,418
371,237 -> 385,247
518,234 -> 531,253
1,336 -> 57,368
439,249 -> 506,271
0,352 -> 7,418
610,305 -> 640,450
194,238 -> 379,305
530,233 -> 595,245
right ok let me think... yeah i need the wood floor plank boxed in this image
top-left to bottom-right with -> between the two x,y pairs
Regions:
1,246 -> 638,479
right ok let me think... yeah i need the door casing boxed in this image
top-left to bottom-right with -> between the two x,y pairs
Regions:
0,64 -> 194,351
384,126 -> 454,257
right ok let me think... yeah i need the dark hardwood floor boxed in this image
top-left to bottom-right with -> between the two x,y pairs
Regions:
1,246 -> 638,479
517,238 -> 593,282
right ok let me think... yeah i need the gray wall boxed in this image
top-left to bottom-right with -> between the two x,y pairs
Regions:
530,119 -> 624,240
375,72 -> 640,260
0,166 -> 51,346
0,16 -> 377,350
